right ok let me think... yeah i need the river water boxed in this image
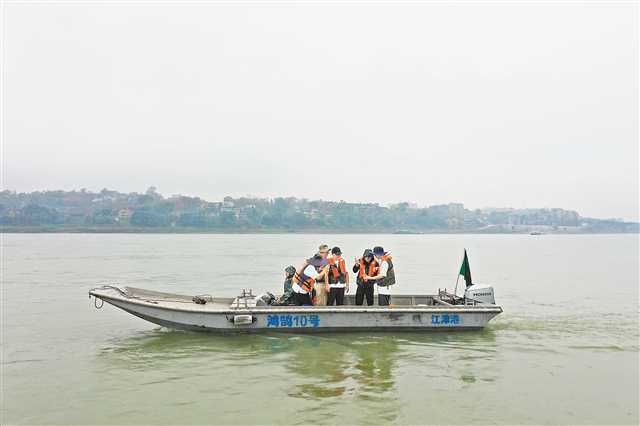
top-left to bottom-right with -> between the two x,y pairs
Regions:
1,234 -> 638,425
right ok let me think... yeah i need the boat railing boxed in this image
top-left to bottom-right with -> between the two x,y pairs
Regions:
233,289 -> 257,309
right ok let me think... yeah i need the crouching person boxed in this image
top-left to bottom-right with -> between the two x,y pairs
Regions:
276,266 -> 297,305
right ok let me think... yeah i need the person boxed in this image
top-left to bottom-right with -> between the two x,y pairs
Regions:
369,246 -> 396,306
352,249 -> 378,306
313,245 -> 331,305
276,265 -> 297,305
284,265 -> 296,294
291,250 -> 329,306
291,257 -> 318,306
327,246 -> 349,306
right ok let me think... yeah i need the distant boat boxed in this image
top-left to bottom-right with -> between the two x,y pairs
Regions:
393,230 -> 423,235
530,231 -> 544,235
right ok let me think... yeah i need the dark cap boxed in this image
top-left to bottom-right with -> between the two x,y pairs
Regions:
362,249 -> 373,258
372,246 -> 386,257
285,265 -> 296,276
331,246 -> 342,255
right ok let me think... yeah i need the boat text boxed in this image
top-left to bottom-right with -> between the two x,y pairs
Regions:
431,314 -> 461,325
267,314 -> 320,328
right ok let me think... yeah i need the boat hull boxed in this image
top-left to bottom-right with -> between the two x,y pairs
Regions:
91,288 -> 502,333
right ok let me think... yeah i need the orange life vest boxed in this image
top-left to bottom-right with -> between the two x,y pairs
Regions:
292,272 -> 315,293
358,258 -> 379,281
328,256 -> 347,283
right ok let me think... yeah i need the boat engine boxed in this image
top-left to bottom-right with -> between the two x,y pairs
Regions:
256,292 -> 276,306
464,284 -> 496,305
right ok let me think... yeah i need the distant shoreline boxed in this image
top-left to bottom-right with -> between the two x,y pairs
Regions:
2,226 -> 637,235
3,189 -> 638,234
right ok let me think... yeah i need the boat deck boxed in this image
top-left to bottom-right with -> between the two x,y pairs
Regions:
91,286 -> 500,314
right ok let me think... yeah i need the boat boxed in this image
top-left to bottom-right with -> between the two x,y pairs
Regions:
89,250 -> 502,333
88,284 -> 502,333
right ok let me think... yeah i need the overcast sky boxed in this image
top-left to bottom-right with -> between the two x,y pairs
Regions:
3,2 -> 638,220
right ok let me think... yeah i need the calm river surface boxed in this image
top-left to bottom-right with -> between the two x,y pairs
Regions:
1,234 -> 638,425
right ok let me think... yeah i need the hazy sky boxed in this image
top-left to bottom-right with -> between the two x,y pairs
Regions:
3,2 -> 638,220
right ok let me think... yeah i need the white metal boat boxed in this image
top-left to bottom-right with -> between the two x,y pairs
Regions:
88,285 -> 503,333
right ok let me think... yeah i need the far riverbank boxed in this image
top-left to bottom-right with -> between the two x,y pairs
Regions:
1,226 -> 637,235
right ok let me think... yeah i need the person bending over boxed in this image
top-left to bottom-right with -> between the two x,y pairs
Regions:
292,252 -> 328,306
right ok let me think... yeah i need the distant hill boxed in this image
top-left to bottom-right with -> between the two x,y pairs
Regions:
1,188 -> 637,233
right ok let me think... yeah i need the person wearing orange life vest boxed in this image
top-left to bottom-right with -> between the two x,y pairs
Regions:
326,246 -> 350,306
369,246 -> 396,306
291,251 -> 329,306
352,249 -> 379,306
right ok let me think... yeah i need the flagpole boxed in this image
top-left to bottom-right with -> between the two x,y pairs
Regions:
454,248 -> 464,296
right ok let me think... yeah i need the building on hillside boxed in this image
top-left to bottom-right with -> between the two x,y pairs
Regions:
117,208 -> 133,221
448,203 -> 465,219
204,202 -> 222,217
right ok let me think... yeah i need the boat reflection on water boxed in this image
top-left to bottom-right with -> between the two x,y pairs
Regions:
283,334 -> 397,397
97,330 -> 404,394
95,329 -> 497,424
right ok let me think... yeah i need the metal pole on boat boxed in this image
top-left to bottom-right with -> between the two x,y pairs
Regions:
453,249 -> 463,296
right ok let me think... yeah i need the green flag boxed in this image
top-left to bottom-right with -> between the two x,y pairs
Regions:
459,249 -> 472,288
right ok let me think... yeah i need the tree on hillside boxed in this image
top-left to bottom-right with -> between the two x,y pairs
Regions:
91,209 -> 117,225
131,210 -> 170,227
19,204 -> 60,225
